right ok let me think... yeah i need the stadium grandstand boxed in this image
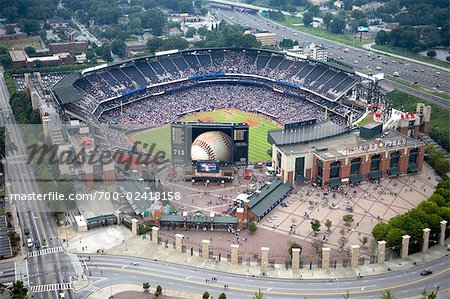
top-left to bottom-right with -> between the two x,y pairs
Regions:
53,48 -> 367,149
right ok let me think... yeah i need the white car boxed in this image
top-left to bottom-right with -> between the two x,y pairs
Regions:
27,238 -> 33,248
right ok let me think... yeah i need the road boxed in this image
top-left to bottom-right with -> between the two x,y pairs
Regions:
74,253 -> 449,299
0,72 -> 77,298
213,8 -> 450,97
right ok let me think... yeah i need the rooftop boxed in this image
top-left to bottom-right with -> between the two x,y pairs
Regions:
9,50 -> 27,62
277,128 -> 423,160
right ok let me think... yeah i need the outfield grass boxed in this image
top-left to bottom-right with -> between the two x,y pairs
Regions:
130,109 -> 281,162
1,37 -> 44,50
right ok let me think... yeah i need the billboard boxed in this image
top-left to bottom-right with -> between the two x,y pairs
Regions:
171,122 -> 249,165
196,161 -> 220,173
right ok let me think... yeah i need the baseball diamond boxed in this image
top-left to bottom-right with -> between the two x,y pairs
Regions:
130,109 -> 281,162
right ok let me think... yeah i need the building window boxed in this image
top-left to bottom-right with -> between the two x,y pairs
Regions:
350,158 -> 361,174
409,148 -> 419,164
330,161 -> 341,178
317,159 -> 323,178
370,154 -> 381,171
390,151 -> 401,168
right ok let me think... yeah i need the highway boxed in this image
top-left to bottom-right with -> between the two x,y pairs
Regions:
0,72 -> 77,298
75,253 -> 449,299
213,8 -> 450,97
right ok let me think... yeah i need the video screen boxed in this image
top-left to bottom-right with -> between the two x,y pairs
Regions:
197,161 -> 220,173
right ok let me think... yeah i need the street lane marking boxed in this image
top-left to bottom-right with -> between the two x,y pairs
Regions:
93,266 -> 449,296
27,246 -> 64,258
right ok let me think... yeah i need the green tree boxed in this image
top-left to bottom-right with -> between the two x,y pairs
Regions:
323,12 -> 334,29
380,290 -> 396,299
426,50 -> 437,58
342,214 -> 354,226
303,12 -> 313,27
155,285 -> 163,297
329,15 -> 346,34
375,30 -> 389,45
420,288 -> 438,299
197,26 -> 208,37
203,291 -> 210,299
144,8 -> 167,36
219,293 -> 227,299
288,240 -> 302,257
325,219 -> 332,232
253,289 -> 264,299
18,19 -> 41,36
385,227 -> 404,248
249,220 -> 257,233
185,27 -> 196,38
111,40 -> 126,58
280,38 -> 295,48
143,282 -> 150,293
11,280 -> 28,298
311,219 -> 320,236
147,37 -> 164,53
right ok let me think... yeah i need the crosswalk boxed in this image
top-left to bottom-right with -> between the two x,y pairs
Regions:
68,252 -> 84,277
27,246 -> 64,258
30,282 -> 72,293
85,284 -> 100,293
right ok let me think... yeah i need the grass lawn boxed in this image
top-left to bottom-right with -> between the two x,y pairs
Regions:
129,109 -> 281,162
372,45 -> 450,69
356,114 -> 372,126
1,37 -> 44,50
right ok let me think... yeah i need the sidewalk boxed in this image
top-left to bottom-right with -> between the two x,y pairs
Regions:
87,284 -> 202,299
64,226 -> 449,280
362,42 -> 449,72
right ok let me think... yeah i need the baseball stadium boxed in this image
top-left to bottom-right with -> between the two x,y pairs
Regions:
55,47 -> 365,163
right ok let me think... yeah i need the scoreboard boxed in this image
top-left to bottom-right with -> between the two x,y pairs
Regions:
171,122 -> 249,165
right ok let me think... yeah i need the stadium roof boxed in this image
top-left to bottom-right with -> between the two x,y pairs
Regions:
53,73 -> 82,105
268,120 -> 350,146
80,47 -> 355,76
248,179 -> 292,218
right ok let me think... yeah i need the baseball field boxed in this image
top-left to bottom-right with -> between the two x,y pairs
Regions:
128,109 -> 282,162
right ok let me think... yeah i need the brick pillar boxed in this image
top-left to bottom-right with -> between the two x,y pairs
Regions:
377,241 -> 386,264
131,219 -> 139,236
261,247 -> 269,269
292,248 -> 300,270
440,220 -> 447,246
151,226 -> 159,244
202,240 -> 210,259
236,208 -> 244,230
401,235 -> 410,259
175,234 -> 184,252
231,244 -> 239,264
322,247 -> 331,270
422,228 -> 431,252
115,210 -> 121,225
350,245 -> 360,268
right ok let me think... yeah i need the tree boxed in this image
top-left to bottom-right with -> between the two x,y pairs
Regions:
426,50 -> 437,58
288,240 -> 302,257
143,282 -> 150,293
219,293 -> 227,299
155,285 -> 163,297
248,220 -> 257,233
359,236 -> 368,248
280,38 -> 295,48
380,290 -> 396,299
203,291 -> 210,299
325,219 -> 332,233
18,19 -> 41,36
303,12 -> 313,27
375,30 -> 389,45
11,280 -> 28,298
323,12 -> 334,29
197,26 -> 208,37
111,40 -> 126,58
253,289 -> 264,299
311,219 -> 320,236
420,289 -> 438,299
144,8 -> 167,36
342,214 -> 354,226
385,227 -> 405,248
185,27 -> 196,38
329,15 -> 346,34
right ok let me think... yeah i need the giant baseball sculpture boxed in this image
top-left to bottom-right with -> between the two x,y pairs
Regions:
191,131 -> 232,162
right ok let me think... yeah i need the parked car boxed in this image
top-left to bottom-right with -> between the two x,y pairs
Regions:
34,240 -> 41,249
24,227 -> 30,235
420,269 -> 432,276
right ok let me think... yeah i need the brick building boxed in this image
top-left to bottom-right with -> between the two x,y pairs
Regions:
271,120 -> 426,188
48,42 -> 88,54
